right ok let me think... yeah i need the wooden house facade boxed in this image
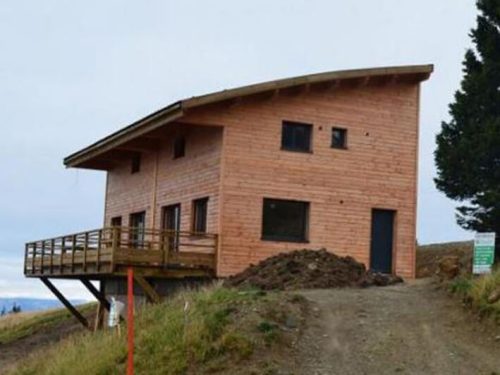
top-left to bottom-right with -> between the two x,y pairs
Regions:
24,65 -> 432,326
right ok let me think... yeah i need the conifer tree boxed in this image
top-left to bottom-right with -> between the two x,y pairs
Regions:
435,0 -> 500,258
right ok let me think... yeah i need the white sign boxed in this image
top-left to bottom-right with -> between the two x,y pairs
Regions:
108,297 -> 125,327
473,232 -> 496,275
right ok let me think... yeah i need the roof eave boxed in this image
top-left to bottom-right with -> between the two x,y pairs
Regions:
64,102 -> 183,168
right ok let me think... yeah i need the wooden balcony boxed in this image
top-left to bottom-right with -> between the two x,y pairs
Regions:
24,227 -> 218,279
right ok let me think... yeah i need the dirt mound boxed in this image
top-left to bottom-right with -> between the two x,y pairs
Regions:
225,249 -> 403,290
416,241 -> 473,278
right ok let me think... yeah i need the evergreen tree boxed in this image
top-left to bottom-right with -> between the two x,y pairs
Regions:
434,0 -> 500,258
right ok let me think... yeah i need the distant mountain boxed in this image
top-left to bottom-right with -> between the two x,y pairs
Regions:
0,297 -> 87,313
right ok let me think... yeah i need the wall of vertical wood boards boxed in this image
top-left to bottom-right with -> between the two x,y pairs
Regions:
181,81 -> 420,278
104,124 -> 223,235
104,81 -> 420,279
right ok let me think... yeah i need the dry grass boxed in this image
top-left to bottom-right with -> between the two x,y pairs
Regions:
450,268 -> 500,323
416,241 -> 473,278
0,303 -> 95,345
8,285 -> 306,375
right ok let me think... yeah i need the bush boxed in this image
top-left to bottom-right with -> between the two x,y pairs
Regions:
450,268 -> 500,323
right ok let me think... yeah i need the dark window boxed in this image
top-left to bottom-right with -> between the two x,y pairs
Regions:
162,204 -> 181,251
129,211 -> 146,248
110,216 -> 122,227
192,197 -> 209,233
331,127 -> 347,149
262,198 -> 309,242
281,121 -> 312,152
173,137 -> 185,159
131,154 -> 141,174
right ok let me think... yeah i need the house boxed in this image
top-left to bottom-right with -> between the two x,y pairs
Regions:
24,65 -> 433,326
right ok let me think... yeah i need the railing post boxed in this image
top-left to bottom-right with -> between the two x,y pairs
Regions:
24,244 -> 28,275
60,237 -> 65,274
83,232 -> 89,272
40,241 -> 45,275
97,229 -> 102,272
111,227 -> 119,272
50,239 -> 55,274
213,234 -> 219,275
71,234 -> 76,274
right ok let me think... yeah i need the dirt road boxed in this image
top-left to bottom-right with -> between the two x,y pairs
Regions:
293,279 -> 500,375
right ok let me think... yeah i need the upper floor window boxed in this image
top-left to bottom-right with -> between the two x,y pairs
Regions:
281,121 -> 312,153
173,137 -> 185,159
131,154 -> 141,174
331,127 -> 347,149
192,197 -> 209,233
262,198 -> 309,242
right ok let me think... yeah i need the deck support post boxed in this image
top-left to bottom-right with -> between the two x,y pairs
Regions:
40,277 -> 90,330
134,275 -> 161,303
80,278 -> 111,311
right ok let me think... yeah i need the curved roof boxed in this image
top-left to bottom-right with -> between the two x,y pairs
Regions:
65,64 -> 433,168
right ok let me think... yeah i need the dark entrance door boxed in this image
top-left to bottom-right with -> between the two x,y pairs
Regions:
370,209 -> 395,273
162,204 -> 181,251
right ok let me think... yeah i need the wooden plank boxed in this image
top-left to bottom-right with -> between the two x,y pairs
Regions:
24,244 -> 29,275
83,232 -> 88,272
134,275 -> 161,303
97,229 -> 102,272
50,239 -> 55,274
71,235 -> 76,273
40,242 -> 45,275
80,279 -> 110,311
40,277 -> 90,329
60,237 -> 65,273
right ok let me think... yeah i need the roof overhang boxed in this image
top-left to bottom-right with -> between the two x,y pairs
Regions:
64,64 -> 433,169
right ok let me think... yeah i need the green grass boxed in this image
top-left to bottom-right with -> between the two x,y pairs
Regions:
0,303 -> 95,345
9,285 -> 304,375
450,268 -> 500,322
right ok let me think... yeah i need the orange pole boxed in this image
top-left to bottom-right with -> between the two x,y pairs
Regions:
127,267 -> 134,375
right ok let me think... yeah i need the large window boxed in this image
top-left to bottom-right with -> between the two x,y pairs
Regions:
281,121 -> 312,152
262,198 -> 309,242
162,204 -> 181,251
129,211 -> 146,248
192,197 -> 209,233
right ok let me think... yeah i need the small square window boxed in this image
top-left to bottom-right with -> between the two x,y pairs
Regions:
131,154 -> 141,173
173,137 -> 185,159
262,198 -> 309,242
331,127 -> 347,149
192,197 -> 209,233
281,121 -> 312,152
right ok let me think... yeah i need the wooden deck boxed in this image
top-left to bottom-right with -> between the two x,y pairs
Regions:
24,227 -> 218,278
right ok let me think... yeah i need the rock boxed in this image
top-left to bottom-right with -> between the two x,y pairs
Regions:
437,256 -> 461,280
285,314 -> 299,329
487,288 -> 500,304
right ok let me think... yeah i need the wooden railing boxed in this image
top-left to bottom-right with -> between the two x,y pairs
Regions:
24,227 -> 218,277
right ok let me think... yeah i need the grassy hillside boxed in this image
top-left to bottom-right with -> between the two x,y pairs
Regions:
0,303 -> 95,345
8,285 -> 307,375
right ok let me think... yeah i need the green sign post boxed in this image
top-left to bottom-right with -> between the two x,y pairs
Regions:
473,232 -> 496,274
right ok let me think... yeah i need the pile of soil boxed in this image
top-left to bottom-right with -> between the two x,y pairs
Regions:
225,249 -> 403,291
416,241 -> 473,278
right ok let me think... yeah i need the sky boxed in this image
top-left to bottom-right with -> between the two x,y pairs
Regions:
0,1 -> 477,299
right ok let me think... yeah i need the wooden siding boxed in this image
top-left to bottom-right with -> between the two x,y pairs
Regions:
104,125 -> 223,238
182,82 -> 420,278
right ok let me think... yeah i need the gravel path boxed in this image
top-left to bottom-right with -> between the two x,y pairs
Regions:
293,279 -> 500,375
